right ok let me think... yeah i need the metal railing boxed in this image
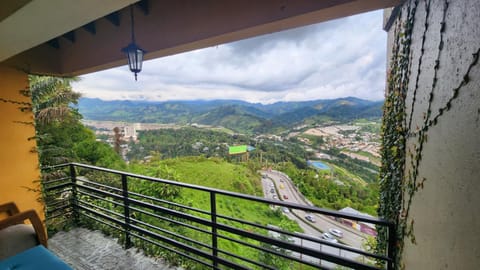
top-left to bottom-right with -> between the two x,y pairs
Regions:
42,162 -> 396,270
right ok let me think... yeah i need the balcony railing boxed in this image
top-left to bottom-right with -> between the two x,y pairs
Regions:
42,163 -> 395,270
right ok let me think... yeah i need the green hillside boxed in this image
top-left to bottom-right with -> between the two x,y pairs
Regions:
128,157 -> 302,268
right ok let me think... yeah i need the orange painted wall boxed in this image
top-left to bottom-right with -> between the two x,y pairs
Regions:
0,64 -> 43,219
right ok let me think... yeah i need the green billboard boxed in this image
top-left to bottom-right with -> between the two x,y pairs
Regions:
228,145 -> 248,155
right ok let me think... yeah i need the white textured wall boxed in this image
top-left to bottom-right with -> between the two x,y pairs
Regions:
386,0 -> 480,269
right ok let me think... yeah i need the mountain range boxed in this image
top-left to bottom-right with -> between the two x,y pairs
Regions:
77,97 -> 383,134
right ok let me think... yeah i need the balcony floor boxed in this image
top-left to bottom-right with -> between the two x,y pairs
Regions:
48,228 -> 178,270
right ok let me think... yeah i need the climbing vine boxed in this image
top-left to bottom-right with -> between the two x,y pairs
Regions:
377,0 -> 480,269
376,0 -> 417,266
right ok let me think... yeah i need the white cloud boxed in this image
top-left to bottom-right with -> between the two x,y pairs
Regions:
73,10 -> 387,103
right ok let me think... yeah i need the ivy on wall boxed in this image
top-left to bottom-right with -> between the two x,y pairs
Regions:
377,0 -> 480,269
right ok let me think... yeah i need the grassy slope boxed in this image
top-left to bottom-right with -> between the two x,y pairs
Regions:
129,157 -> 301,268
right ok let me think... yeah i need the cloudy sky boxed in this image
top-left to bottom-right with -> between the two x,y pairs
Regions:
73,10 -> 387,104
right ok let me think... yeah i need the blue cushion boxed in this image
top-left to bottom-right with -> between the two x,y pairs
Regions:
0,245 -> 72,270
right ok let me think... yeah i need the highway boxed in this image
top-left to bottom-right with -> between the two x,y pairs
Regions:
261,170 -> 373,267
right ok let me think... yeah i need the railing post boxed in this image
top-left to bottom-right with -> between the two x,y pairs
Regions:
122,174 -> 132,249
387,223 -> 396,270
210,192 -> 218,269
69,164 -> 79,225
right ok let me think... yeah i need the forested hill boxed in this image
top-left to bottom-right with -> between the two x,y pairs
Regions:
78,97 -> 383,133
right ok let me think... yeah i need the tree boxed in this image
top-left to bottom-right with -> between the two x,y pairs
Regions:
28,75 -> 125,169
113,127 -> 122,155
28,76 -> 81,166
29,76 -> 81,125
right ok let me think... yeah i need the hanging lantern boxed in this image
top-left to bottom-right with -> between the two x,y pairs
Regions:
122,5 -> 145,81
122,42 -> 145,81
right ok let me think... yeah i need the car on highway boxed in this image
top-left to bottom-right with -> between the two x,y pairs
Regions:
321,232 -> 338,243
305,214 -> 316,223
328,228 -> 343,238
283,194 -> 288,199
272,195 -> 278,200
281,207 -> 290,213
270,188 -> 275,193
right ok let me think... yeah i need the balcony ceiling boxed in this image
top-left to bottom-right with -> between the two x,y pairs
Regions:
1,0 -> 402,76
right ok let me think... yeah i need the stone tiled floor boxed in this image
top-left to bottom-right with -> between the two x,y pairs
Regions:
49,228 -> 178,270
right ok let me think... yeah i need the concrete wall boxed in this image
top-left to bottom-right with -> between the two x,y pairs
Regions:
385,0 -> 480,269
0,65 -> 43,219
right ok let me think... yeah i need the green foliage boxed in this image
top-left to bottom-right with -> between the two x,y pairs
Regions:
278,162 -> 379,216
74,140 -> 125,170
28,75 -> 126,169
324,149 -> 379,183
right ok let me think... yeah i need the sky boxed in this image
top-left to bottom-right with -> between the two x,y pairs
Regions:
72,10 -> 387,104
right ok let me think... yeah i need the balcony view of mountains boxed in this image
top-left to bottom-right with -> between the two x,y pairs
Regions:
78,97 -> 383,134
21,76 -> 387,269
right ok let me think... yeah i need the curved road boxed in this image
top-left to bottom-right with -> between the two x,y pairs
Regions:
261,170 -> 374,266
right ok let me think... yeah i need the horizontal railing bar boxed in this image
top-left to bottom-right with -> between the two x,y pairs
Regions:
46,209 -> 73,221
44,188 -> 73,197
65,162 -> 390,226
46,217 -> 69,227
81,212 -> 124,232
46,204 -> 72,216
77,190 -> 125,208
129,232 -> 214,269
77,178 -> 123,194
131,217 -> 212,251
76,183 -> 125,202
128,190 -> 211,216
128,197 -> 212,227
216,222 -> 382,270
77,204 -> 125,227
43,177 -> 71,185
129,205 -> 212,235
43,182 -> 72,191
78,201 -> 124,219
42,163 -> 71,169
45,199 -> 71,209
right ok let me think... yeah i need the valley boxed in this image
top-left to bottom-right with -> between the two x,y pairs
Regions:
80,97 -> 382,217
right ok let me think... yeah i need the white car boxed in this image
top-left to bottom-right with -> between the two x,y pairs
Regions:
328,228 -> 343,238
305,214 -> 316,223
321,233 -> 338,243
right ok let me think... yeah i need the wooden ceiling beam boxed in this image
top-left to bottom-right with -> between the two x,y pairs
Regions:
105,11 -> 121,27
83,22 -> 96,35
